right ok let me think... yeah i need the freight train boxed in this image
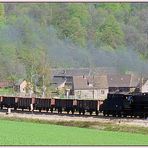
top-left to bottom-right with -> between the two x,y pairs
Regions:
0,96 -> 103,115
0,92 -> 148,118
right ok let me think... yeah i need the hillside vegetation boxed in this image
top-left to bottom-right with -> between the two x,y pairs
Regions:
0,3 -> 148,83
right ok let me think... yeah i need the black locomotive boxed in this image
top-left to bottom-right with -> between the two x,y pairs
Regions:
100,93 -> 148,118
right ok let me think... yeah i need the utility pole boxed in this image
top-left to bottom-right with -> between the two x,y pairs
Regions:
140,72 -> 143,93
93,75 -> 94,99
42,74 -> 45,98
31,74 -> 39,97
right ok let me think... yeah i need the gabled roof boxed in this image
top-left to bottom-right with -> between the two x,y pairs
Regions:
130,74 -> 141,87
73,75 -> 108,90
73,76 -> 90,90
15,79 -> 26,86
0,81 -> 10,88
51,77 -> 66,86
88,75 -> 108,89
51,67 -> 118,77
51,68 -> 90,77
107,74 -> 131,88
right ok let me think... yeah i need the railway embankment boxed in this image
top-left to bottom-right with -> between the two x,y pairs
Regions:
0,110 -> 148,135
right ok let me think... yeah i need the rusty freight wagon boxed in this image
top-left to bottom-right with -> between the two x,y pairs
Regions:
17,97 -> 33,111
54,99 -> 77,114
76,99 -> 99,115
1,96 -> 17,109
34,98 -> 51,112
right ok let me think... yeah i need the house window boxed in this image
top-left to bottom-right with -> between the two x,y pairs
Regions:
101,90 -> 105,94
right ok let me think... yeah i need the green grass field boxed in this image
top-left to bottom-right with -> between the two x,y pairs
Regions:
0,88 -> 13,95
0,119 -> 148,145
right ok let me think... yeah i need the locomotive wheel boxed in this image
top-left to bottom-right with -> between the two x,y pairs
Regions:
83,111 -> 85,115
103,112 -> 106,116
50,108 -> 53,113
72,110 -> 74,115
96,111 -> 98,116
112,114 -> 116,117
118,113 -> 121,117
123,114 -> 127,118
89,111 -> 92,115
144,114 -> 147,119
67,110 -> 70,114
58,108 -> 62,114
14,107 -> 17,111
139,115 -> 144,119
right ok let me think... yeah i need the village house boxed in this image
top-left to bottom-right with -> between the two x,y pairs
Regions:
50,68 -> 146,99
50,67 -> 118,97
107,74 -> 141,93
14,79 -> 28,96
50,76 -> 74,97
141,78 -> 148,93
73,75 -> 108,100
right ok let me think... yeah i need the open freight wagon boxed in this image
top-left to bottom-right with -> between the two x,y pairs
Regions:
17,97 -> 33,111
54,99 -> 77,114
0,96 -> 17,109
34,98 -> 51,112
76,99 -> 101,115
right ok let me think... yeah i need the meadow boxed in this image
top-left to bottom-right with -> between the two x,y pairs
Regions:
0,119 -> 148,145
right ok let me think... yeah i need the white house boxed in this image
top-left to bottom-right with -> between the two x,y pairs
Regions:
141,79 -> 148,93
73,75 -> 108,100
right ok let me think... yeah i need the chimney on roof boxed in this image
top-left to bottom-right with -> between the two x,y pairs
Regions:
62,70 -> 66,74
87,80 -> 89,85
83,75 -> 86,79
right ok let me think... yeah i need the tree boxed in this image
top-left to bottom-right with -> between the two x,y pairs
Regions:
36,48 -> 51,97
96,15 -> 124,49
68,3 -> 90,26
0,4 -> 5,26
65,17 -> 87,47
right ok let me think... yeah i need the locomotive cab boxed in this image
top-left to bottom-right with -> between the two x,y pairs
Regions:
100,93 -> 132,117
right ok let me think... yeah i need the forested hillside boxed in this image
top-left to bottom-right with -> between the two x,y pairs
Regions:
0,3 -> 148,82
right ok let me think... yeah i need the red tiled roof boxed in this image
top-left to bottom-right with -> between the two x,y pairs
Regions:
0,82 -> 9,88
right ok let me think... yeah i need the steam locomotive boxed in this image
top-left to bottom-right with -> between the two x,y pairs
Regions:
0,92 -> 148,118
100,92 -> 148,118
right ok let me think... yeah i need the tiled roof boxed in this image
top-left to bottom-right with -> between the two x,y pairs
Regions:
0,81 -> 10,88
130,74 -> 141,87
51,67 -> 118,77
51,76 -> 66,85
73,75 -> 108,90
88,76 -> 108,89
107,74 -> 131,87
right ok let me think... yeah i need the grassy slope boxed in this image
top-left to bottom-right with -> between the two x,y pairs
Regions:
0,88 -> 13,95
0,119 -> 148,145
